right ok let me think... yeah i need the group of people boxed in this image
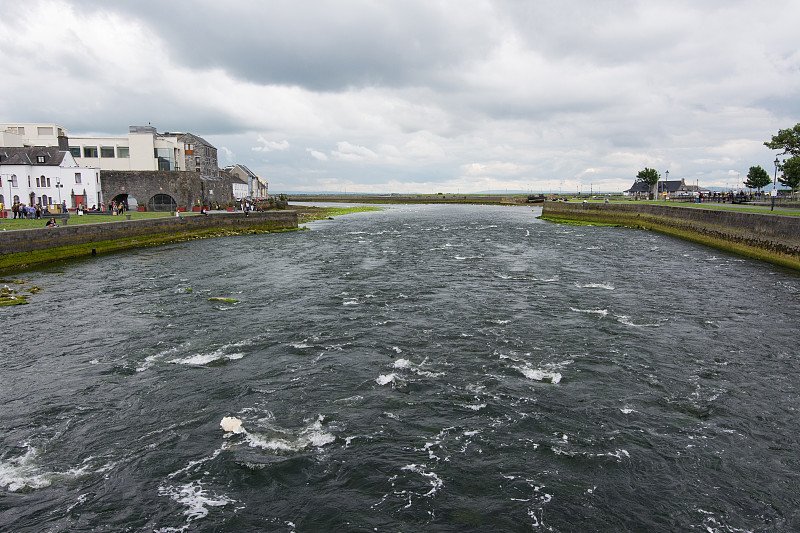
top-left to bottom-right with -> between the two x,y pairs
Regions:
10,201 -> 65,220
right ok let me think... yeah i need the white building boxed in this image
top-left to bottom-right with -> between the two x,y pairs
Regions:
0,123 -> 67,148
1,123 -> 219,176
0,147 -> 101,210
224,164 -> 268,198
230,174 -> 249,200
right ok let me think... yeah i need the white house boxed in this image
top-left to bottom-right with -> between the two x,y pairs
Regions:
230,174 -> 249,200
0,147 -> 101,211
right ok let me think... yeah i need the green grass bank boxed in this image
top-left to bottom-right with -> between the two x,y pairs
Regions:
540,201 -> 800,271
0,211 -> 298,273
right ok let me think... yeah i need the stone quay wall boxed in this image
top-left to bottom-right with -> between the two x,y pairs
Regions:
541,202 -> 800,270
0,211 -> 297,256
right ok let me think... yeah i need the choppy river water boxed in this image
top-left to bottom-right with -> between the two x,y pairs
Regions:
2,204 -> 800,532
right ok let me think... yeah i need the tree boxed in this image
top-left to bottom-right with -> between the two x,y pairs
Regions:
779,156 -> 800,199
744,165 -> 771,192
764,123 -> 800,156
636,167 -> 660,199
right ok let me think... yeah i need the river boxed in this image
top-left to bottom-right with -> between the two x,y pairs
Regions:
2,204 -> 799,532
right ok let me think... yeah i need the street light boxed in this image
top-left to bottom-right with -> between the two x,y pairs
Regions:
771,157 -> 780,211
55,177 -> 64,212
664,170 -> 669,199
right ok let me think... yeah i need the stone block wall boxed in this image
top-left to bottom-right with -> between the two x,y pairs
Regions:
0,211 -> 297,256
101,170 -> 235,210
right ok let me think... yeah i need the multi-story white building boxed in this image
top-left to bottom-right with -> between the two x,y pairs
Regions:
0,147 -> 101,210
1,123 -> 219,177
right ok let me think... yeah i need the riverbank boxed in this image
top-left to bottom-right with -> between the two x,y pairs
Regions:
541,201 -> 800,271
287,193 -> 532,205
0,211 -> 298,273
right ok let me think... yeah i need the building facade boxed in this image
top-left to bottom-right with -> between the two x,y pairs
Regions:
223,164 -> 268,198
0,147 -> 101,210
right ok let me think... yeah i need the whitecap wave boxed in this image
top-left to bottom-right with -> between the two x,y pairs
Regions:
516,366 -> 562,384
244,415 -> 335,452
157,481 -> 234,522
570,307 -> 608,317
576,282 -> 615,290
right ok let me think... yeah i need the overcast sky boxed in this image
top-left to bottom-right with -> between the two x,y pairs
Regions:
2,0 -> 799,193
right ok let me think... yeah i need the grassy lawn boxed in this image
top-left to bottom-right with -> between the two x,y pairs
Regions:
295,205 -> 383,223
0,211 -> 179,230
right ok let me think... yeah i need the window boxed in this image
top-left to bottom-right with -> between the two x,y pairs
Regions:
37,126 -> 54,136
75,173 -> 82,184
83,146 -> 98,158
28,176 -> 31,187
11,175 -> 17,187
100,146 -> 115,158
69,147 -> 81,158
117,146 -> 130,158
36,177 -> 41,187
47,177 -> 51,187
154,148 -> 175,170
195,156 -> 201,164
10,127 -> 25,135
37,155 -> 46,163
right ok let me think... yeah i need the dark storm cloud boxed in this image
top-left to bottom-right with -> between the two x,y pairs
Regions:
68,0 -> 497,92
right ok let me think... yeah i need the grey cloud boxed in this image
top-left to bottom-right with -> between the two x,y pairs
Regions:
69,0 -> 497,92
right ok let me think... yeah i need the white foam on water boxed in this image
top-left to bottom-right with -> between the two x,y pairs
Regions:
343,298 -> 360,306
137,342 -> 190,372
244,415 -> 335,453
170,348 -> 244,366
615,315 -> 661,327
158,481 -> 235,522
0,445 -> 51,492
401,464 -> 444,497
393,359 -> 412,369
515,365 -> 562,384
620,408 -> 636,414
392,346 -> 403,354
0,444 -> 115,493
576,282 -> 615,290
570,307 -> 609,317
376,373 -> 400,386
290,342 -> 312,349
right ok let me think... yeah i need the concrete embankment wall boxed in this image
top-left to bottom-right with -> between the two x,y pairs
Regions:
0,211 -> 297,270
541,202 -> 800,270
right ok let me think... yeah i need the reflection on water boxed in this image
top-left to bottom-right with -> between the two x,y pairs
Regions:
2,204 -> 800,532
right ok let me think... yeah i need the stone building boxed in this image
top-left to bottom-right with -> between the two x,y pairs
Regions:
101,170 -> 235,211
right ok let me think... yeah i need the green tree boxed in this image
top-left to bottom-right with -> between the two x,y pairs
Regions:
744,165 -> 771,192
764,123 -> 800,156
636,167 -> 660,199
779,156 -> 800,198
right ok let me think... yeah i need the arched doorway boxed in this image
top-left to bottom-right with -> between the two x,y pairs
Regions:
148,193 -> 177,212
112,193 -> 129,210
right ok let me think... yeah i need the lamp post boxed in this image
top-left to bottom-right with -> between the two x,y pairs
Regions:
55,177 -> 64,212
771,157 -> 780,211
664,170 -> 669,200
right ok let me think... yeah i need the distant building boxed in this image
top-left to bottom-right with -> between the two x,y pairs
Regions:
0,146 -> 101,209
228,173 -> 249,200
625,179 -> 690,198
224,164 -> 268,198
